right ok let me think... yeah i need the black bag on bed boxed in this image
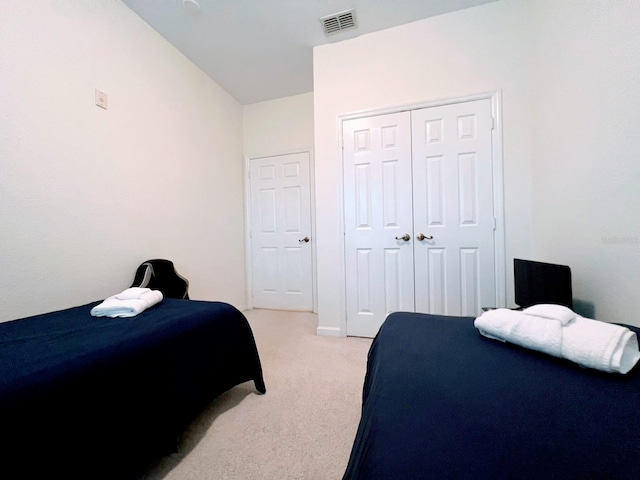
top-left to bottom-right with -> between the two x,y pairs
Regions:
131,259 -> 190,299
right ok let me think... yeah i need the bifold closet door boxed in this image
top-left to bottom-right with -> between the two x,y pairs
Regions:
411,99 -> 495,316
343,100 -> 497,337
343,112 -> 414,337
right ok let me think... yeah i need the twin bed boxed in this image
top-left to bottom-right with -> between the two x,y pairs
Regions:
6,292 -> 639,478
343,311 -> 640,479
0,298 -> 265,478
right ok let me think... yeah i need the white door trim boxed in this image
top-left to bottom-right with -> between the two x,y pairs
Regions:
244,149 -> 317,312
335,91 -> 506,335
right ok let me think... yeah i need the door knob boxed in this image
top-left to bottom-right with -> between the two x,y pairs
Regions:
395,234 -> 411,241
299,236 -> 310,243
416,233 -> 434,241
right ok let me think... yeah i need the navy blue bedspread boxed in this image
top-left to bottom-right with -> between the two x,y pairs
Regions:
0,299 -> 265,478
343,312 -> 640,479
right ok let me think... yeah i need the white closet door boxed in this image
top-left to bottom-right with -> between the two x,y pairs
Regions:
250,152 -> 313,311
343,112 -> 414,337
411,99 -> 495,316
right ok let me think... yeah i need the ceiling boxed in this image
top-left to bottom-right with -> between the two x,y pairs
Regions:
121,0 -> 497,105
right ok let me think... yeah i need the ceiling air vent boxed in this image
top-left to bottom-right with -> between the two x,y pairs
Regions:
321,9 -> 357,36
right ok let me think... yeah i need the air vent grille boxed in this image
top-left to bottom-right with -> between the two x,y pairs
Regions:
321,9 -> 356,36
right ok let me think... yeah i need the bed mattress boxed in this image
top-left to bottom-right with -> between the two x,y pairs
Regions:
344,311 -> 640,479
0,298 -> 265,478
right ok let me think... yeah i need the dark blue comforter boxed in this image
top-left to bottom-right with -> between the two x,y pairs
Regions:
0,299 -> 265,478
343,312 -> 640,479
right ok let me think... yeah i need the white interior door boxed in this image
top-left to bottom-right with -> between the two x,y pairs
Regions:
250,152 -> 313,311
412,99 -> 495,316
343,112 -> 414,337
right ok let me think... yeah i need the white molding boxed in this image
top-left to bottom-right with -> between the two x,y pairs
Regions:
246,147 -> 313,160
316,325 -> 343,337
308,150 -> 319,314
339,90 -> 502,122
243,155 -> 254,310
334,116 -> 349,336
334,91 -> 507,335
490,90 -> 507,308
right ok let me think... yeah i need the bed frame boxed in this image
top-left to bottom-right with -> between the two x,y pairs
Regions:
0,298 -> 265,478
343,311 -> 640,479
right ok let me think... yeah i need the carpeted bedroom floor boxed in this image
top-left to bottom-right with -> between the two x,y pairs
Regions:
140,309 -> 372,480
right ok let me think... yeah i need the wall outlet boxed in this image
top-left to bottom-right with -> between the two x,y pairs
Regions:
95,89 -> 108,110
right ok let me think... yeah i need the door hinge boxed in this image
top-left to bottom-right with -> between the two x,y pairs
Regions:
493,217 -> 497,230
491,117 -> 495,130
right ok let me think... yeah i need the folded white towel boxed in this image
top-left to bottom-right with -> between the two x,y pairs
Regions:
91,289 -> 163,318
522,304 -> 576,325
474,305 -> 640,374
115,287 -> 151,300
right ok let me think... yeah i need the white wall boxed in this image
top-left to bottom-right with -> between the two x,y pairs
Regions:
0,1 -> 246,321
313,0 -> 535,335
528,0 -> 640,323
243,92 -> 314,158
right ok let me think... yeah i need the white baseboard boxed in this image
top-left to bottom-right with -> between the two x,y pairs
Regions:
316,325 -> 344,337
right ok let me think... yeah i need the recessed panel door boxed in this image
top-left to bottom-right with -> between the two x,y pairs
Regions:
411,99 -> 495,316
250,152 -> 313,311
343,112 -> 414,337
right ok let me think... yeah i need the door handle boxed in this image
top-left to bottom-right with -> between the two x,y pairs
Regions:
395,234 -> 411,241
299,236 -> 310,243
416,233 -> 434,241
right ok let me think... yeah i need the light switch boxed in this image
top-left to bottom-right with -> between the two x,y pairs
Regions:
95,89 -> 108,110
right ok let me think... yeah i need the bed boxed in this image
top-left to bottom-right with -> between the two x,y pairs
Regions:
343,311 -> 640,479
0,298 -> 265,478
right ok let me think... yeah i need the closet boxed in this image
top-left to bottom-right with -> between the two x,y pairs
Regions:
343,99 -> 496,337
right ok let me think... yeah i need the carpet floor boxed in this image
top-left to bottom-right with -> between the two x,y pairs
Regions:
140,308 -> 372,480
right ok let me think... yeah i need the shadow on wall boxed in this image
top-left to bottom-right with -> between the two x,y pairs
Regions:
573,298 -> 595,319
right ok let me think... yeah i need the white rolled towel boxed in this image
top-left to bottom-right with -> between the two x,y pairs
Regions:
562,316 -> 640,374
474,308 -> 564,358
475,305 -> 640,374
91,289 -> 163,318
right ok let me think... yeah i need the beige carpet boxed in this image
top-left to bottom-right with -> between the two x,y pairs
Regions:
140,309 -> 372,480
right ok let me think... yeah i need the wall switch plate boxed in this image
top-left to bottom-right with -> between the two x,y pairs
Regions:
95,89 -> 108,109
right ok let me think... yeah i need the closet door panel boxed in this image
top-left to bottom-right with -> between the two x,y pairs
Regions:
412,99 -> 495,317
344,111 -> 414,338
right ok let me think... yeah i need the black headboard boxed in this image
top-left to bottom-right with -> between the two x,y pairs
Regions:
514,258 -> 573,309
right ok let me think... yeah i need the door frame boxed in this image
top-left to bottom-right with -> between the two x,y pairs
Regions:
244,149 -> 317,312
337,91 -> 506,334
